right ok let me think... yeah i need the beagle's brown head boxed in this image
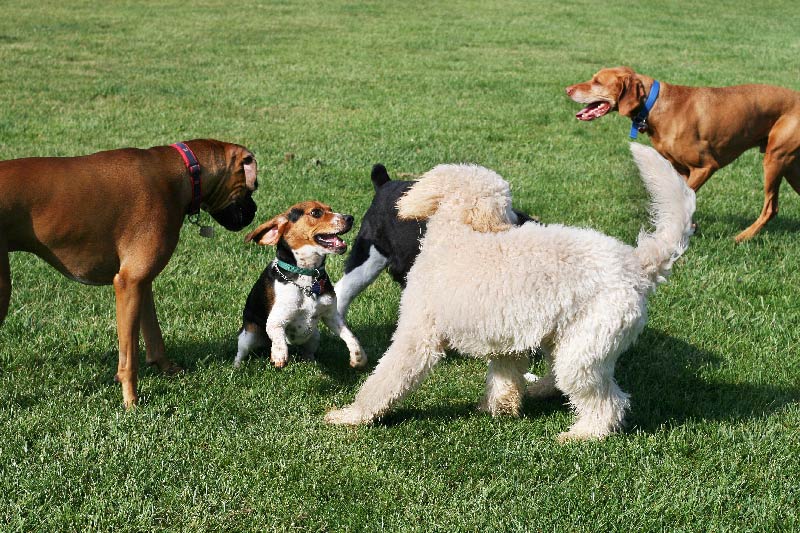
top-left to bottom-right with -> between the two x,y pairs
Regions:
245,201 -> 354,255
565,66 -> 646,119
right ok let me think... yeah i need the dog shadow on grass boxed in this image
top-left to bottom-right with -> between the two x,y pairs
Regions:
74,319 -> 796,431
314,322 -> 799,433
618,328 -> 799,433
699,212 -> 800,239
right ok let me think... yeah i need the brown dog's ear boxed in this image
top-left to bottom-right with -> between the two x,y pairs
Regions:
618,74 -> 646,117
244,215 -> 288,245
241,151 -> 258,190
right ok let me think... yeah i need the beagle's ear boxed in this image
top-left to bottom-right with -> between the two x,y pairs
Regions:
396,177 -> 443,221
618,74 -> 646,117
244,215 -> 288,245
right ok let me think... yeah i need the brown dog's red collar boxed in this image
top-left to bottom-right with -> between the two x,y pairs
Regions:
171,142 -> 202,215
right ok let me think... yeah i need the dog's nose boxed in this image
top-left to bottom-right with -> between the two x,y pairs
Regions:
565,85 -> 575,96
344,215 -> 354,225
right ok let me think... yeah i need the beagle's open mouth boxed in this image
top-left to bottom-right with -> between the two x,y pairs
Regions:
576,101 -> 612,121
314,232 -> 348,253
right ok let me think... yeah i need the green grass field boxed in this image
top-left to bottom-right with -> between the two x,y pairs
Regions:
1,0 -> 799,530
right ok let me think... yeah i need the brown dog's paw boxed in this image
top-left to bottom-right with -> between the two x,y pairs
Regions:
149,359 -> 184,376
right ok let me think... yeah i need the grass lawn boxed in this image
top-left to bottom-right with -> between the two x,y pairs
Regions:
1,0 -> 799,530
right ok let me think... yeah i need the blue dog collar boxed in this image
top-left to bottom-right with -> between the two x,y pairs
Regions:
630,80 -> 660,139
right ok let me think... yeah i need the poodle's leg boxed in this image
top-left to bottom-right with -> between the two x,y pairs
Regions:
552,322 -> 633,442
325,318 -> 443,425
481,355 -> 528,417
321,310 -> 367,369
524,346 -> 559,398
234,325 -> 269,368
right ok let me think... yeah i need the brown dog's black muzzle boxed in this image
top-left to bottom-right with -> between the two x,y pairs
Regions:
211,194 -> 257,231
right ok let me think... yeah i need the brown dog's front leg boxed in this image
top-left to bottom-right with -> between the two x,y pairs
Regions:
113,271 -> 144,408
0,244 -> 10,327
140,283 -> 182,375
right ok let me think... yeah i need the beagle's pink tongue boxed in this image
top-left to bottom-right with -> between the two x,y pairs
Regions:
576,101 -> 610,121
318,234 -> 346,249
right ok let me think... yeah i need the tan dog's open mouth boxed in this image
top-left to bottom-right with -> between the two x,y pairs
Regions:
576,101 -> 612,121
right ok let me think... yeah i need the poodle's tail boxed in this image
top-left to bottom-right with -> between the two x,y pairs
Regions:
630,143 -> 696,288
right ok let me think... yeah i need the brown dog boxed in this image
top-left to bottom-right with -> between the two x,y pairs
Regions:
566,66 -> 800,241
0,139 -> 258,407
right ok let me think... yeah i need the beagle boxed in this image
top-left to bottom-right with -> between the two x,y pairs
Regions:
234,201 -> 367,369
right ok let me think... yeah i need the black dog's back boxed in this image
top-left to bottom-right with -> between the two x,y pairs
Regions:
345,165 -> 423,285
337,164 -> 538,317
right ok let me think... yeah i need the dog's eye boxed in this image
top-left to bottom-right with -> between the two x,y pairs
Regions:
309,208 -> 323,218
242,155 -> 254,166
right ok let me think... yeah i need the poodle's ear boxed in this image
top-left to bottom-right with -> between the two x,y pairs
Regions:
396,178 -> 443,220
463,197 -> 513,233
244,214 -> 289,245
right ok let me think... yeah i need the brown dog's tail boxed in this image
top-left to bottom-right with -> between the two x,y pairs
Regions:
630,143 -> 696,288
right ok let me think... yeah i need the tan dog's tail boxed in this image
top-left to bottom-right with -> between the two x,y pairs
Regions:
630,143 -> 696,287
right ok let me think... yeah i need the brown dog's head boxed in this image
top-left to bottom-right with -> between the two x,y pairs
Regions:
185,139 -> 259,231
245,201 -> 354,262
565,66 -> 646,120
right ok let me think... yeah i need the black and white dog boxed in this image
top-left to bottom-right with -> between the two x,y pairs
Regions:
335,165 -> 537,318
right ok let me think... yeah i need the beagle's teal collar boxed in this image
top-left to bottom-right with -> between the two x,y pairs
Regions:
275,259 -> 324,278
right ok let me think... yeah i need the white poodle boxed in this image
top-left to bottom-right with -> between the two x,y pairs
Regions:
325,144 -> 695,441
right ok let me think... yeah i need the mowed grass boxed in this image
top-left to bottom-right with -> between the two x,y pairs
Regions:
1,0 -> 799,530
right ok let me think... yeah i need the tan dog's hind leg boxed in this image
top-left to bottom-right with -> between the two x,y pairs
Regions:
783,161 -> 800,195
113,271 -> 144,408
0,244 -> 10,327
735,155 -> 785,242
140,284 -> 181,375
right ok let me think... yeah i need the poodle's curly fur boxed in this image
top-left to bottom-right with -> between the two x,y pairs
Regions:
326,144 -> 696,441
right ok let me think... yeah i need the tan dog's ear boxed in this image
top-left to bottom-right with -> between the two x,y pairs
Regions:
463,198 -> 513,233
618,74 -> 646,117
396,178 -> 443,220
245,215 -> 288,245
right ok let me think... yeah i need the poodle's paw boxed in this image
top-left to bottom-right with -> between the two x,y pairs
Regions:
556,426 -> 609,444
479,394 -> 521,417
324,405 -> 371,425
524,372 -> 558,398
349,349 -> 367,369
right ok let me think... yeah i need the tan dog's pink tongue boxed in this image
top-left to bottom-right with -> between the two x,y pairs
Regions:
576,102 -> 610,121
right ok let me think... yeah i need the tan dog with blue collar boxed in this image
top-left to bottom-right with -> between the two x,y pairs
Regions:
235,201 -> 367,369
